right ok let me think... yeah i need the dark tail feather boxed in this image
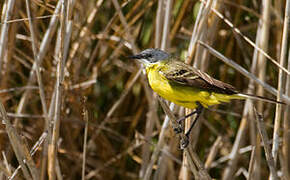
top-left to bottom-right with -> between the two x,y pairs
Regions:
237,93 -> 285,105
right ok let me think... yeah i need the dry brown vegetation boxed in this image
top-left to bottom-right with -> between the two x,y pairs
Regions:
0,0 -> 289,179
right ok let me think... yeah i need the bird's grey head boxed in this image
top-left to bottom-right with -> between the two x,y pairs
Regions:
129,49 -> 170,65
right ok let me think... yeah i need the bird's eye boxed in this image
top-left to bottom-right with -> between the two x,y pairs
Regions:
146,54 -> 152,58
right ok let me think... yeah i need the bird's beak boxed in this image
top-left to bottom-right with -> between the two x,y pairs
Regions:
128,53 -> 149,65
127,54 -> 143,59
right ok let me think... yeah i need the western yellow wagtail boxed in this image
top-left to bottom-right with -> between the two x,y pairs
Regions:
129,48 -> 284,148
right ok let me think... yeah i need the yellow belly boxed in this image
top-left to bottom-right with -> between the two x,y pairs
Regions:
146,66 -> 236,109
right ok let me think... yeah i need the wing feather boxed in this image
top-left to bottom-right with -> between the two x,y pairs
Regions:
160,60 -> 237,95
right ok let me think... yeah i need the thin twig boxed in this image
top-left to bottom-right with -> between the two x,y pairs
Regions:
25,0 -> 48,123
272,1 -> 290,178
81,97 -> 89,180
0,100 -> 32,179
205,136 -> 222,169
9,132 -> 48,180
160,0 -> 172,50
184,149 -> 199,179
48,1 -> 68,179
1,152 -> 11,177
155,0 -> 164,48
254,108 -> 278,180
0,86 -> 38,94
253,0 -> 271,178
169,0 -> 190,40
247,146 -> 256,180
0,0 -> 15,77
139,81 -> 158,178
186,147 -> 211,180
283,37 -> 290,180
187,0 -> 211,63
0,15 -> 59,25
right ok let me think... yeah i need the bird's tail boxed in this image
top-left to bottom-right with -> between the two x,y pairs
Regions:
236,93 -> 285,105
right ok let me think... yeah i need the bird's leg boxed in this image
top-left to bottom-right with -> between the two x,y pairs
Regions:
173,110 -> 197,134
176,110 -> 197,124
180,102 -> 203,149
184,103 -> 203,137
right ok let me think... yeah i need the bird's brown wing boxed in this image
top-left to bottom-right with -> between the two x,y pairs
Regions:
160,60 -> 237,95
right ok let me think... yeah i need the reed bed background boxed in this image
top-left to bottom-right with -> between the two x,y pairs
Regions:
0,0 -> 289,179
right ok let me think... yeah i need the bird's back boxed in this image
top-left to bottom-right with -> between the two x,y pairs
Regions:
162,59 -> 237,95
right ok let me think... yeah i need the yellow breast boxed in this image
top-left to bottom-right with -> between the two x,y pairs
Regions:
146,65 -> 177,102
145,63 -> 200,109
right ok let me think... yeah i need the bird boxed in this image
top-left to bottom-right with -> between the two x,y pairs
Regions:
129,48 -> 284,148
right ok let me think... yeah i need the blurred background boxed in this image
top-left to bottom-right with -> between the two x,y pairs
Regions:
0,0 -> 289,179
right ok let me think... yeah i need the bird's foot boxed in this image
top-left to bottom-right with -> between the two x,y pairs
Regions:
173,124 -> 183,134
180,136 -> 189,149
176,116 -> 185,124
